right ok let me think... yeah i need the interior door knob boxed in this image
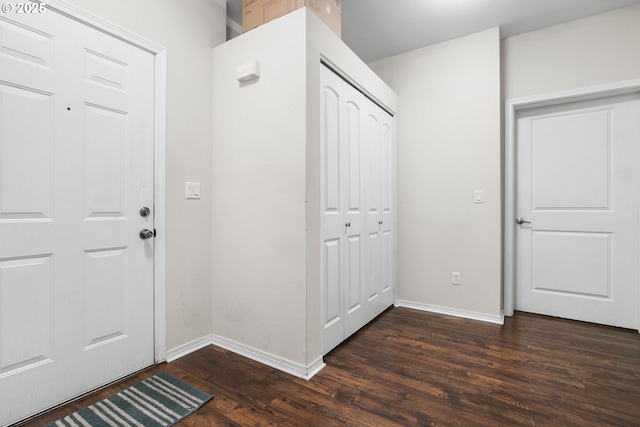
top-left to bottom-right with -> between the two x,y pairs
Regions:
139,229 -> 154,239
515,217 -> 531,225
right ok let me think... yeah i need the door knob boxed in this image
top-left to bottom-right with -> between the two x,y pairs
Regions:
139,207 -> 151,217
139,229 -> 154,239
515,217 -> 531,225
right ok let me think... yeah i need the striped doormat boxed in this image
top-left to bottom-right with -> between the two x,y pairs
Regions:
47,372 -> 212,427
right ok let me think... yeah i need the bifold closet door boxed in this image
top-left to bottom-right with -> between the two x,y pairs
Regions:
321,65 -> 366,354
321,64 -> 395,355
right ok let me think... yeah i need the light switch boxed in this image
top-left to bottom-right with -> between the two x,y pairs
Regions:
186,182 -> 201,200
474,190 -> 483,203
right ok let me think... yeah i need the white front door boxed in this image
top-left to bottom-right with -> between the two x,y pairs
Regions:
0,8 -> 155,425
515,93 -> 640,329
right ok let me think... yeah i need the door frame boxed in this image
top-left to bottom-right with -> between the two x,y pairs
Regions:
503,78 -> 640,331
45,0 -> 168,361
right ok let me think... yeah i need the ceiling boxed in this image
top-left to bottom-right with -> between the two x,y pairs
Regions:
226,0 -> 640,63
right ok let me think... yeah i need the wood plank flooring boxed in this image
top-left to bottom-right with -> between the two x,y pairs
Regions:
19,308 -> 640,426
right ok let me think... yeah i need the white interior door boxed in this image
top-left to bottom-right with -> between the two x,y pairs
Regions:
515,93 -> 640,329
0,8 -> 155,425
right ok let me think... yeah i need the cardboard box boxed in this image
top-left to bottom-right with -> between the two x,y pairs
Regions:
243,0 -> 341,37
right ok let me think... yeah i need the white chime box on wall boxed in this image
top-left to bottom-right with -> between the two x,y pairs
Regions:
236,60 -> 260,83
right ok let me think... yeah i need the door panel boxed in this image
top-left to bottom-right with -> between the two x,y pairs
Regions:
83,248 -> 127,349
322,238 -> 343,352
342,82 -> 365,338
380,114 -> 394,309
322,84 -> 341,215
344,233 -> 364,337
364,110 -> 381,319
515,94 -> 640,329
365,112 -> 381,221
0,17 -> 53,69
364,101 -> 395,319
532,231 -> 611,297
0,9 -> 155,425
346,100 -> 361,213
381,228 -> 394,306
321,67 -> 345,353
0,256 -> 52,374
0,86 -> 53,219
366,231 -> 381,315
84,106 -> 126,217
345,236 -> 362,314
531,110 -> 611,210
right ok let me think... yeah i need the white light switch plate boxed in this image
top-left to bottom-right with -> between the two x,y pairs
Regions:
186,182 -> 201,199
474,190 -> 483,203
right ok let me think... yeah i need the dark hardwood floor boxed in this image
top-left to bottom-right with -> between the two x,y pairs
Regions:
20,308 -> 640,426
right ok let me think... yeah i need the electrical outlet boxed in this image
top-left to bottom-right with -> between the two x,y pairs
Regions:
452,272 -> 461,285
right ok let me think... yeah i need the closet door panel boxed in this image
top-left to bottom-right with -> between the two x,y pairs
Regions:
342,85 -> 366,337
381,227 -> 394,308
363,105 -> 383,320
322,238 -> 343,352
344,234 -> 364,337
321,83 -> 342,220
381,117 -> 394,223
345,99 -> 362,215
380,112 -> 395,308
321,66 -> 344,353
365,111 -> 382,229
366,230 -> 382,320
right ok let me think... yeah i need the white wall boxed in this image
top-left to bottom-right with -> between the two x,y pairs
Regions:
212,12 -> 309,364
370,28 -> 502,319
503,4 -> 640,99
212,9 -> 396,371
367,5 -> 640,322
66,0 -> 227,351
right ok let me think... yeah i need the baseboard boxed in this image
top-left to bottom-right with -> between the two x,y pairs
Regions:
211,335 -> 326,380
395,300 -> 504,325
165,335 -> 214,363
166,303 -> 503,376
